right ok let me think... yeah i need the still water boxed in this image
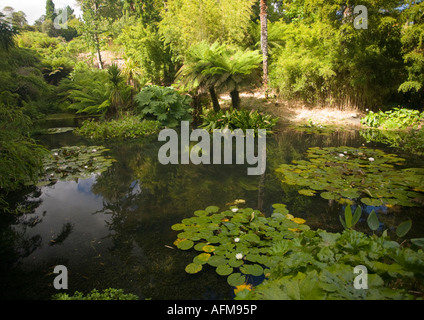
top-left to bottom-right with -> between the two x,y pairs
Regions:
1,117 -> 423,300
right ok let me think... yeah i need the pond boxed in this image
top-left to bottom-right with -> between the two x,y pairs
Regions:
1,116 -> 423,300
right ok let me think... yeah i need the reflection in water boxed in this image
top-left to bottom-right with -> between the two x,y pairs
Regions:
1,125 -> 423,300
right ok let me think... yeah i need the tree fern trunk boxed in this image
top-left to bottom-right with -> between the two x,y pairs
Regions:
209,87 -> 221,112
230,89 -> 240,109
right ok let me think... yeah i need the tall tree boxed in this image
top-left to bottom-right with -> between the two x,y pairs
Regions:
78,0 -> 106,69
260,0 -> 269,97
45,0 -> 56,22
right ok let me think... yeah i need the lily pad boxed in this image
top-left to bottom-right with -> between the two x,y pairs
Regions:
298,189 -> 317,196
177,239 -> 194,250
276,146 -> 424,207
193,253 -> 211,265
216,264 -> 233,276
185,263 -> 202,274
240,264 -> 264,277
227,273 -> 246,287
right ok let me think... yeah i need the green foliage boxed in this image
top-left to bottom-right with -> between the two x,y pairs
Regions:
361,108 -> 424,130
177,41 -> 262,109
339,205 -> 362,230
45,0 -> 56,22
268,1 -> 406,109
74,116 -> 161,140
399,1 -> 424,107
160,0 -> 256,59
34,145 -> 115,186
0,104 -> 47,210
52,288 -> 138,300
172,203 -> 310,286
117,20 -> 177,86
174,203 -> 424,300
59,65 -> 133,116
276,146 -> 424,207
134,85 -> 193,127
359,128 -> 424,156
199,108 -> 278,133
0,16 -> 16,51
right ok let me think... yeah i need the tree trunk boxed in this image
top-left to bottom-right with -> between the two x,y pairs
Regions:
209,87 -> 221,112
94,32 -> 103,69
260,0 -> 269,98
230,89 -> 240,109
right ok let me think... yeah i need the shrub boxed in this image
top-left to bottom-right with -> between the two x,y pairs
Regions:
74,116 -> 161,140
361,107 -> 424,130
52,288 -> 138,300
199,108 -> 279,133
135,85 -> 193,128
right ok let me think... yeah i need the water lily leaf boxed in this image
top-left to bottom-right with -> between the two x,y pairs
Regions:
194,210 -> 208,217
202,245 -> 215,253
227,273 -> 246,287
320,192 -> 340,200
216,264 -> 233,276
208,255 -> 228,267
240,264 -> 264,277
171,223 -> 186,231
361,198 -> 383,207
228,258 -> 244,268
177,239 -> 194,250
185,263 -> 202,274
298,189 -> 316,196
205,206 -> 220,213
193,253 -> 211,265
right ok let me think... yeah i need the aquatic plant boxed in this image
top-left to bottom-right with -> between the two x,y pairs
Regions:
52,288 -> 138,300
276,146 -> 424,207
29,145 -> 115,187
74,116 -> 160,140
172,203 -> 310,286
199,108 -> 278,133
361,108 -> 423,130
173,203 -> 424,300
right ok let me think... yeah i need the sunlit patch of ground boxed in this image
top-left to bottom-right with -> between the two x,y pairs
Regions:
220,91 -> 364,129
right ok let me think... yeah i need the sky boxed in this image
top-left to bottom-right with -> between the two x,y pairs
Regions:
0,0 -> 82,24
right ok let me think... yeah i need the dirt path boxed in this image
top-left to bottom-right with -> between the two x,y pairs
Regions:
221,92 -> 364,129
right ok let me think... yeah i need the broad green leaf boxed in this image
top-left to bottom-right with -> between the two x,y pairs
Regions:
240,264 -> 264,277
185,263 -> 202,274
205,206 -> 220,213
344,205 -> 352,228
411,238 -> 424,247
177,239 -> 194,250
227,273 -> 246,287
193,253 -> 211,265
367,211 -> 380,231
171,223 -> 186,231
396,220 -> 412,238
208,255 -> 228,267
216,264 -> 233,276
352,206 -> 362,226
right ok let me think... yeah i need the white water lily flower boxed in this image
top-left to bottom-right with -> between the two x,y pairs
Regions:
234,238 -> 240,243
368,157 -> 375,162
231,208 -> 239,213
236,253 -> 243,260
339,154 -> 345,157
